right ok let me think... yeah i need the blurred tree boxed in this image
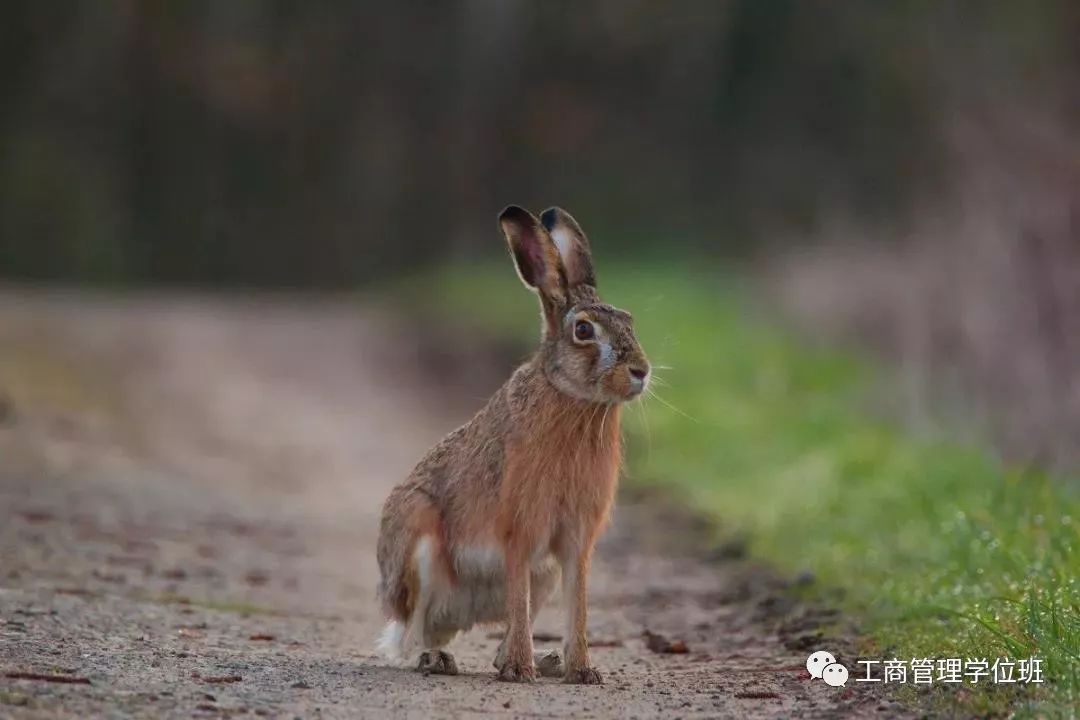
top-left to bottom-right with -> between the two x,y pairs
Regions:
0,0 -> 1074,287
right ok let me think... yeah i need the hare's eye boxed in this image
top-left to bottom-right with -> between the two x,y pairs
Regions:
574,320 -> 595,342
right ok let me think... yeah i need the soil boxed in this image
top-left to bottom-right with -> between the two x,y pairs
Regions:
0,291 -> 909,718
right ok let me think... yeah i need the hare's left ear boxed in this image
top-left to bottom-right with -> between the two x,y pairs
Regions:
540,207 -> 596,288
499,205 -> 568,337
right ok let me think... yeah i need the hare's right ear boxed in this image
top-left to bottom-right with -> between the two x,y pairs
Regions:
499,205 -> 567,337
540,207 -> 595,289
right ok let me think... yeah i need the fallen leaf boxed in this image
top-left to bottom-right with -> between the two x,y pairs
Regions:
588,638 -> 624,648
92,569 -> 126,583
642,630 -> 689,654
106,554 -> 152,569
735,691 -> 781,699
244,570 -> 269,586
16,510 -> 52,524
201,675 -> 242,684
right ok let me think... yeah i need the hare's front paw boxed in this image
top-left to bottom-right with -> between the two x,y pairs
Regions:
497,661 -> 537,683
564,666 -> 603,685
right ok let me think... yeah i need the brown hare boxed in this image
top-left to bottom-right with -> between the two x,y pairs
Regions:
377,205 -> 649,684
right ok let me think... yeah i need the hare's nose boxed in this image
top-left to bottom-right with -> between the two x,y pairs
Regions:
627,364 -> 650,396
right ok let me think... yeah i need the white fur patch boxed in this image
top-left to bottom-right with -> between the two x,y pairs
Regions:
598,339 -> 615,370
376,620 -> 406,661
393,536 -> 561,655
454,545 -> 504,579
414,536 -> 434,589
551,227 -> 573,263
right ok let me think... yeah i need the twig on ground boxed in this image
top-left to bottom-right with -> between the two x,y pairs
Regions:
4,672 -> 91,685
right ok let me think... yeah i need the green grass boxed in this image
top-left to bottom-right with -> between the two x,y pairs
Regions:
398,260 -> 1080,717
0,690 -> 34,709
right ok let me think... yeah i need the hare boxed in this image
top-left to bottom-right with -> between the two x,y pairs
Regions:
376,205 -> 649,684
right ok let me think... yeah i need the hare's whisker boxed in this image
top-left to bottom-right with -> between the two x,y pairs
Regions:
599,404 -> 612,450
635,397 -> 651,461
581,401 -> 604,462
645,387 -> 698,423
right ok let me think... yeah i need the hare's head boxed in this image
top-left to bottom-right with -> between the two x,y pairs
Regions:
499,205 -> 649,404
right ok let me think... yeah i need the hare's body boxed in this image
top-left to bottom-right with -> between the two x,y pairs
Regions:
377,206 -> 647,684
377,363 -> 620,652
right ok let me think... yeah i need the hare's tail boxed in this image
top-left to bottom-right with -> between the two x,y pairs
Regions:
376,485 -> 453,662
375,560 -> 412,662
376,485 -> 420,660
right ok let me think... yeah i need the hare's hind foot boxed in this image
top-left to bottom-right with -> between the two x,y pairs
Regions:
417,650 -> 458,676
564,666 -> 603,685
492,648 -> 562,680
497,660 -> 536,683
493,644 -> 563,678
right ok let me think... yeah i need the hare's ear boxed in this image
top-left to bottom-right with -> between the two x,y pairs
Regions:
540,207 -> 596,288
499,205 -> 567,336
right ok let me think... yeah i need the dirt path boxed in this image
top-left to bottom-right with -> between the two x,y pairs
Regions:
0,292 -> 903,719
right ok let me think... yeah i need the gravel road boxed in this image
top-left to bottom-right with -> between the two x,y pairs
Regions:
0,292 -> 905,718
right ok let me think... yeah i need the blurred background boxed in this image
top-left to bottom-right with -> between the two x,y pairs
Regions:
2,3 -> 1080,714
3,1 -> 1079,467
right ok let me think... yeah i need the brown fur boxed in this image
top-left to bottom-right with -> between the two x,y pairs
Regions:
377,205 -> 648,684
